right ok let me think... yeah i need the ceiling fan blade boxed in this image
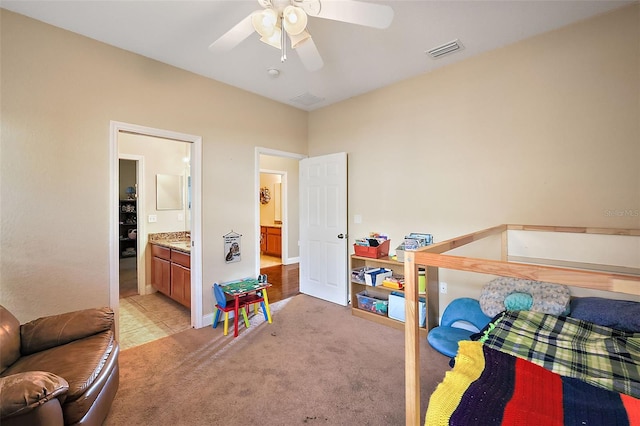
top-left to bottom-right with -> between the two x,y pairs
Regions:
208,14 -> 255,53
308,0 -> 393,29
295,37 -> 324,71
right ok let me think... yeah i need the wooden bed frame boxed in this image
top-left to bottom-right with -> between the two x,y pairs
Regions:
403,224 -> 640,425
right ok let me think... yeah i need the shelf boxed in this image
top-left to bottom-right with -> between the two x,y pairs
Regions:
351,255 -> 400,265
350,280 -> 426,297
350,254 -> 434,334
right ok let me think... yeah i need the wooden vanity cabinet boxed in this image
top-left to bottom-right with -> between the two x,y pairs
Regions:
170,250 -> 191,308
151,245 -> 171,296
151,244 -> 190,308
260,227 -> 267,253
261,226 -> 281,257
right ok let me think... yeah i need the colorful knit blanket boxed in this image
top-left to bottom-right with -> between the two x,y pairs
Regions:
480,310 -> 640,398
426,341 -> 640,426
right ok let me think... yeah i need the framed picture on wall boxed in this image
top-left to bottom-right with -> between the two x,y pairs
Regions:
224,231 -> 241,263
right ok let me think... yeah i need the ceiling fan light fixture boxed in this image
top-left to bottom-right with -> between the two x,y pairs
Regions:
252,9 -> 278,38
260,26 -> 282,49
290,29 -> 311,49
282,5 -> 307,36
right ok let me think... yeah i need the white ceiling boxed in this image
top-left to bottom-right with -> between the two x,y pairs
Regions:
2,0 -> 634,111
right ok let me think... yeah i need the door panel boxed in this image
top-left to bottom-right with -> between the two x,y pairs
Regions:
299,152 -> 348,306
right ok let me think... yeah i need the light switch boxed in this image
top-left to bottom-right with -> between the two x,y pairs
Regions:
177,213 -> 184,221
148,215 -> 157,223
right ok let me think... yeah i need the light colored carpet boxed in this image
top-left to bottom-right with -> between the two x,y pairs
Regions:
105,294 -> 450,425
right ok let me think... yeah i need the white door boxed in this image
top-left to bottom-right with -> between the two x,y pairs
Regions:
299,152 -> 348,305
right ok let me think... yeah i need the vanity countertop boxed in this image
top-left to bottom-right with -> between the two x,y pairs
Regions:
149,232 -> 191,254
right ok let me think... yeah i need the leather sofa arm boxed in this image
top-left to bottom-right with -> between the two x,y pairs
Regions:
20,308 -> 114,355
0,371 -> 68,420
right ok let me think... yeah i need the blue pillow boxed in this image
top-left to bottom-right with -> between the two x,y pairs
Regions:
570,297 -> 640,333
504,292 -> 533,311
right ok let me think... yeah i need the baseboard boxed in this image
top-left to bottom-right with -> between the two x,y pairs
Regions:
283,256 -> 299,265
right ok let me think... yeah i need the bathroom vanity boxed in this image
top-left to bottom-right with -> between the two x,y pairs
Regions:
149,233 -> 191,308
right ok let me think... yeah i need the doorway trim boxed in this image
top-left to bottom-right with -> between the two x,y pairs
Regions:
255,147 -> 306,275
110,121 -> 204,330
118,154 -> 145,296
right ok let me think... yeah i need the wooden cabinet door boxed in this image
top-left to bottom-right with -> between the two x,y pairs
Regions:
152,256 -> 171,296
260,226 -> 267,253
266,227 -> 281,256
171,263 -> 191,308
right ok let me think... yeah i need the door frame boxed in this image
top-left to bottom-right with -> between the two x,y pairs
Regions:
110,121 -> 204,331
255,147 -> 306,275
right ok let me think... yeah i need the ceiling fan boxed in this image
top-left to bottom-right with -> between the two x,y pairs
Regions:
209,0 -> 394,71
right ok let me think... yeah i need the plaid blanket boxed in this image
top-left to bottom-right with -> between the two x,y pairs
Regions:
478,310 -> 640,398
426,341 -> 640,426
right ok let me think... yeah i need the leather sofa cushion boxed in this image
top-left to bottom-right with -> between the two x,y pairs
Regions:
20,308 -> 114,355
0,307 -> 21,374
0,371 -> 68,419
2,331 -> 115,402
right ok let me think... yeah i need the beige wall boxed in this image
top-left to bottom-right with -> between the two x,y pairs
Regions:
259,173 -> 281,226
119,133 -> 191,234
2,6 -> 638,322
0,10 -> 307,322
308,5 -> 640,305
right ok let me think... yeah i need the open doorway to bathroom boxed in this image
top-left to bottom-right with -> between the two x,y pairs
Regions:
116,130 -> 194,350
259,171 -> 284,268
118,159 -> 139,298
257,152 -> 302,302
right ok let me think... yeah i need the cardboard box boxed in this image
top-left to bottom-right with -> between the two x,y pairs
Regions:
364,268 -> 392,286
388,292 -> 426,327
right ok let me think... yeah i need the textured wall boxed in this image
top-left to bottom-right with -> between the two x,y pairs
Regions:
0,10 -> 308,322
308,5 -> 640,304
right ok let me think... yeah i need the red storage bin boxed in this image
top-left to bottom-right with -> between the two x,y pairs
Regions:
353,239 -> 390,259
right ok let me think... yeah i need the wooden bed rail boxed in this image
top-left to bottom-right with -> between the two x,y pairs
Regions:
404,224 -> 640,425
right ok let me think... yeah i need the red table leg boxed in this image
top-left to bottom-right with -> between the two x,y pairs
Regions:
234,295 -> 240,337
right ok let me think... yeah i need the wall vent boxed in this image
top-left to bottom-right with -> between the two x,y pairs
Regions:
426,39 -> 464,59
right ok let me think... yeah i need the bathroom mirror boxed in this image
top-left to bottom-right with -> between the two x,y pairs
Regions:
156,174 -> 184,210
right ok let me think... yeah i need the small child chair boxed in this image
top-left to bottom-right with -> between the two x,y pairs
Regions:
427,298 -> 492,358
212,283 -> 250,336
240,291 -> 270,323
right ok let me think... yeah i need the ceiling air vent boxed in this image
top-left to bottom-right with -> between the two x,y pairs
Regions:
426,39 -> 464,59
290,92 -> 325,107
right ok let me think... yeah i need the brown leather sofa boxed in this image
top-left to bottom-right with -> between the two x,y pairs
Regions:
0,305 -> 119,426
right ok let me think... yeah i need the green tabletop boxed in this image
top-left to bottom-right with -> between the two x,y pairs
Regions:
221,279 -> 269,295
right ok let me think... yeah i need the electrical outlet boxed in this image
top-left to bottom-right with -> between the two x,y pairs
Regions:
439,282 -> 448,294
148,215 -> 157,223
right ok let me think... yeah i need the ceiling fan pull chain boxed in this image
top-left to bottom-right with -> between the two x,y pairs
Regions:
280,16 -> 287,62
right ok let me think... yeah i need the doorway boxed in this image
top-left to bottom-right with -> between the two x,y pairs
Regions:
118,158 -> 139,298
259,170 -> 284,268
110,121 -> 203,346
256,150 -> 304,272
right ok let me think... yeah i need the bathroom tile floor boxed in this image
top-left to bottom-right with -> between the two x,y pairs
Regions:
119,293 -> 191,350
